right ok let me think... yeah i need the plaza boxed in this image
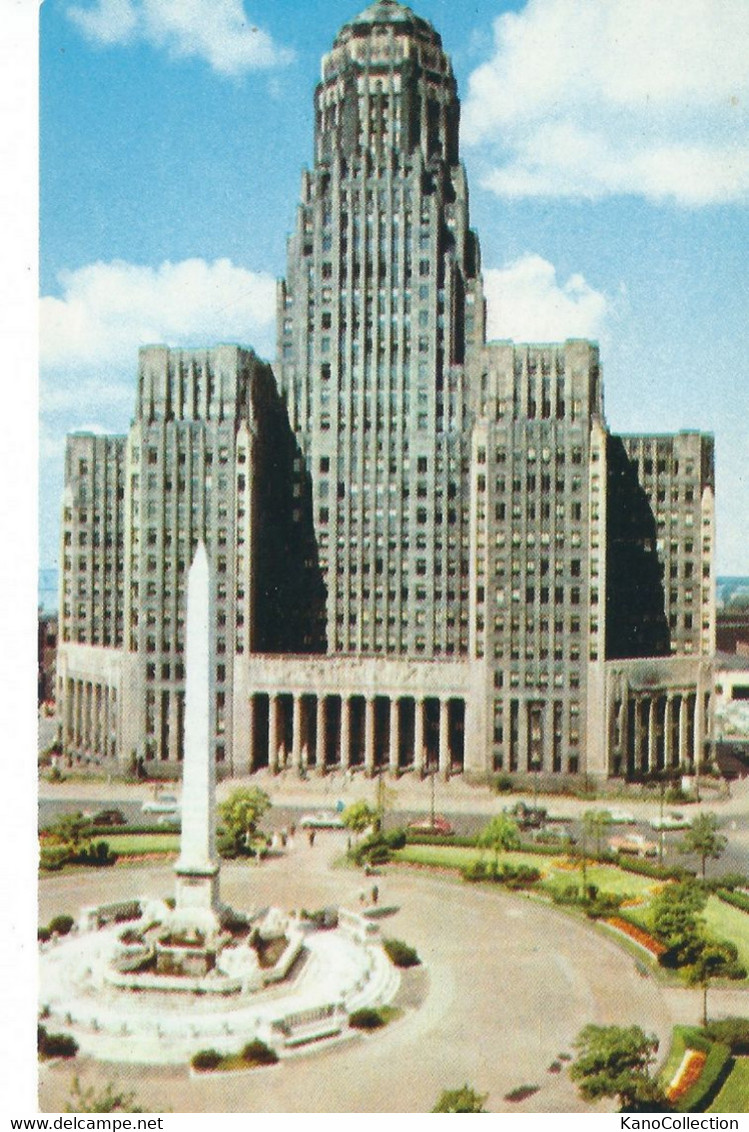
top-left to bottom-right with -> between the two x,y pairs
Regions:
38,822 -> 748,1114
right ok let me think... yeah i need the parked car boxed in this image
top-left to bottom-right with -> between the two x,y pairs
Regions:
505,801 -> 547,829
407,815 -> 455,836
650,811 -> 688,831
299,810 -> 345,830
142,793 -> 181,815
609,834 -> 658,857
91,808 -> 127,827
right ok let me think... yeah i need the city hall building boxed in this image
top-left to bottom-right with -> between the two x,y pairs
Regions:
55,1 -> 716,783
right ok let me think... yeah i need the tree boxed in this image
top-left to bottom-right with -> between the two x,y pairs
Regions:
218,787 -> 271,855
685,939 -> 744,1026
570,1024 -> 665,1111
680,813 -> 727,879
45,812 -> 94,850
583,809 -> 613,858
650,878 -> 707,965
432,1084 -> 488,1112
342,800 -> 376,840
66,1077 -> 146,1113
477,814 -> 520,871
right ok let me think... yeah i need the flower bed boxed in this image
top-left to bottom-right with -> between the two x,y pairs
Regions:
606,916 -> 666,957
667,1049 -> 707,1102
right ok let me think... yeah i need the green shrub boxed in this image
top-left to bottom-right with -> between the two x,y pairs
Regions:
37,926 -> 51,943
703,873 -> 749,893
383,937 -> 420,968
191,1049 -> 223,1072
39,846 -> 70,872
673,1040 -> 732,1113
38,1026 -> 78,1059
703,1018 -> 749,1054
716,888 -> 749,913
349,1007 -> 386,1030
48,914 -> 75,936
492,774 -> 515,794
77,841 -> 117,867
240,1039 -> 278,1065
498,863 -> 541,889
615,856 -> 695,882
432,1084 -> 488,1112
462,860 -> 489,882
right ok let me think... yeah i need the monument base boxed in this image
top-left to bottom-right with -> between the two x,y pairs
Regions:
173,865 -> 220,935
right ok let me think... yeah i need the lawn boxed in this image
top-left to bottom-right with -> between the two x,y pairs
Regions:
395,844 -> 658,901
703,898 -> 749,974
708,1058 -> 749,1113
103,833 -> 180,855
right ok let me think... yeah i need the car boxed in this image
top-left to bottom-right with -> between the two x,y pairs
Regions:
91,808 -> 127,827
299,810 -> 345,830
609,834 -> 658,857
650,811 -> 688,831
608,809 -> 637,825
141,793 -> 181,815
407,815 -> 454,836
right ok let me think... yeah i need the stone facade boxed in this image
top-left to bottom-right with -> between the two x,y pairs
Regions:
56,0 -> 716,782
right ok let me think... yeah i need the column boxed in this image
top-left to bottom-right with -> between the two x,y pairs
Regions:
665,692 -> 678,774
633,697 -> 644,774
364,696 -> 375,776
316,695 -> 326,773
647,697 -> 657,775
245,695 -> 256,774
439,697 -> 450,778
693,685 -> 704,771
389,698 -> 400,775
414,697 -> 425,776
292,694 -> 303,770
678,694 -> 688,767
268,694 -> 279,773
339,697 -> 351,770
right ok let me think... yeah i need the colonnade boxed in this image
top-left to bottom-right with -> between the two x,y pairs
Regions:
63,676 -> 118,761
241,691 -> 465,777
610,688 -> 708,777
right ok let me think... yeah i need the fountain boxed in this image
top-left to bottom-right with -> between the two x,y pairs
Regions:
38,546 -> 400,1064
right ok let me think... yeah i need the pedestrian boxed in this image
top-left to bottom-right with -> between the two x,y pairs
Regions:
371,884 -> 379,905
359,889 -> 366,906
308,830 -> 315,847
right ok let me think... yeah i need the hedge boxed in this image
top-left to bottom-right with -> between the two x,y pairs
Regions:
716,889 -> 749,914
703,1018 -> 749,1054
383,938 -> 420,968
673,1040 -> 732,1113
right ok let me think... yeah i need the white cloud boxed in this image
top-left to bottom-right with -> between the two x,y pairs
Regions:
463,0 -> 749,205
41,257 -> 277,373
67,0 -> 293,75
483,254 -> 609,343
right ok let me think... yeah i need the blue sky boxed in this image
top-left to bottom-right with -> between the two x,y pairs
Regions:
38,0 -> 749,605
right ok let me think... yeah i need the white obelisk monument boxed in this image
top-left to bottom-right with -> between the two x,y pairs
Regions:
174,542 -> 220,924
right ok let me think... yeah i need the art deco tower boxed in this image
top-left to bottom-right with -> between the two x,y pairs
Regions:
277,0 -> 485,659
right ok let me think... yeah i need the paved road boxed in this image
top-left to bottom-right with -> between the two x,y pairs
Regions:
37,834 -> 749,1114
39,791 -> 749,878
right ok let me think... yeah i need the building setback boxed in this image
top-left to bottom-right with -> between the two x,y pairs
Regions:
56,0 -> 714,782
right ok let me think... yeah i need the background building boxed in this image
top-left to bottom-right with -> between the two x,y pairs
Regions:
56,0 -> 715,782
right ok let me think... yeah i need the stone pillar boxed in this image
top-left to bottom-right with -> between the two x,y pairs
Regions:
268,694 -> 279,773
693,685 -> 704,771
292,694 -> 303,770
73,679 -> 81,748
316,695 -> 326,773
389,698 -> 400,775
664,694 -> 674,768
439,697 -> 450,778
678,695 -> 688,767
634,697 -> 644,774
244,695 -> 256,775
647,697 -> 657,775
414,697 -> 425,776
364,696 -> 376,776
340,697 -> 351,769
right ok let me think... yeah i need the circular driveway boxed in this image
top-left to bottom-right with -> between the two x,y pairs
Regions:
39,836 -> 675,1113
